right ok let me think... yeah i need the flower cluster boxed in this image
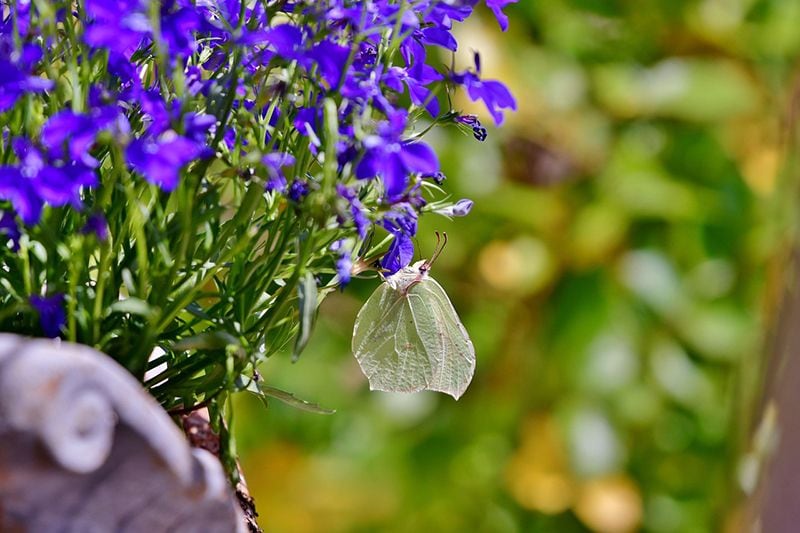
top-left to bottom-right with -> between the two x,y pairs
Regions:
0,0 -> 515,419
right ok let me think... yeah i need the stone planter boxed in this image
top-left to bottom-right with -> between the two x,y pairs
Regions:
0,333 -> 246,532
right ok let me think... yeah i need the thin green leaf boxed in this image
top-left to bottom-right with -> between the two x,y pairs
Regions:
247,381 -> 335,415
171,331 -> 245,356
292,270 -> 318,362
108,297 -> 153,317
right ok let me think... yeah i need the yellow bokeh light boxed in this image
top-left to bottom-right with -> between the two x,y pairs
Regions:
505,415 -> 575,514
574,475 -> 643,533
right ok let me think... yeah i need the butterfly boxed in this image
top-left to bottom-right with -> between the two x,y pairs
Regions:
352,233 -> 476,400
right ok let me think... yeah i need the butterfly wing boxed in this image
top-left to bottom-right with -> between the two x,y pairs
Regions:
407,278 -> 475,399
352,283 -> 435,393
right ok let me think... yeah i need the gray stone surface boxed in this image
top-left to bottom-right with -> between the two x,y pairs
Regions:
0,334 -> 245,532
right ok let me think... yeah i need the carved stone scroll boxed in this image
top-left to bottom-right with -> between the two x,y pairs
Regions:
0,333 -> 246,532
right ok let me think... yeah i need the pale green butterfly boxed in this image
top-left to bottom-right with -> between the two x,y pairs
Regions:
352,233 -> 476,400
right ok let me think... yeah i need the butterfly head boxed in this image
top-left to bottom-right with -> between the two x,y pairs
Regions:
384,232 -> 447,294
386,261 -> 429,293
413,259 -> 430,274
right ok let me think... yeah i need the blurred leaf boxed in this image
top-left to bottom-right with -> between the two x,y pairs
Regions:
292,271 -> 318,362
593,59 -> 759,121
108,298 -> 154,317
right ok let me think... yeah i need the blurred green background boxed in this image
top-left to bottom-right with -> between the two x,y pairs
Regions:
234,1 -> 800,531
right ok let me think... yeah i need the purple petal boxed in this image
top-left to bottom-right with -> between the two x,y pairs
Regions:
0,167 -> 43,225
406,78 -> 440,117
331,240 -> 352,286
437,198 -> 474,217
160,6 -> 201,56
264,24 -> 305,59
336,185 -> 370,239
382,203 -> 418,236
381,233 -> 414,274
82,212 -> 109,241
0,210 -> 21,250
308,40 -> 351,89
262,151 -> 296,172
41,111 -> 97,162
399,142 -> 439,175
419,27 -> 457,50
126,135 -> 203,191
36,165 -> 96,208
184,112 -> 216,142
486,0 -> 518,31
294,106 -> 321,136
0,60 -> 52,113
29,294 -> 66,338
84,22 -> 146,54
383,152 -> 409,198
459,71 -> 517,126
355,148 -> 381,180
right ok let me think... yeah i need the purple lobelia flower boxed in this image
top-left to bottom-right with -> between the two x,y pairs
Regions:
423,171 -> 446,185
137,89 -> 180,136
42,106 -> 130,162
82,212 -> 109,241
42,110 -> 103,166
84,0 -> 201,59
185,66 -> 207,96
452,53 -> 517,126
307,39 -> 351,90
83,0 -> 151,55
381,232 -> 415,275
0,154 -> 94,225
456,114 -> 488,141
435,198 -> 474,217
262,24 -> 351,92
0,1 -> 33,38
35,164 -> 98,209
263,23 -> 308,61
126,133 -> 206,191
384,64 -> 443,118
417,26 -> 458,51
288,179 -> 310,202
29,293 -> 66,338
183,112 -> 217,143
158,0 -> 203,58
0,210 -> 21,250
0,54 -> 53,113
382,202 -> 418,236
294,106 -> 323,138
486,0 -> 520,32
336,184 -> 369,239
424,0 -> 476,27
262,152 -> 296,193
355,112 -> 439,199
0,107 -> 130,225
380,202 -> 418,274
330,239 -> 352,287
0,166 -> 44,225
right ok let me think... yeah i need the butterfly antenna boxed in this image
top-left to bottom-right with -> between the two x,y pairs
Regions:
426,231 -> 448,269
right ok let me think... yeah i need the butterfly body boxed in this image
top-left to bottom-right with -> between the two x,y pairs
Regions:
352,259 -> 476,400
384,260 -> 429,293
